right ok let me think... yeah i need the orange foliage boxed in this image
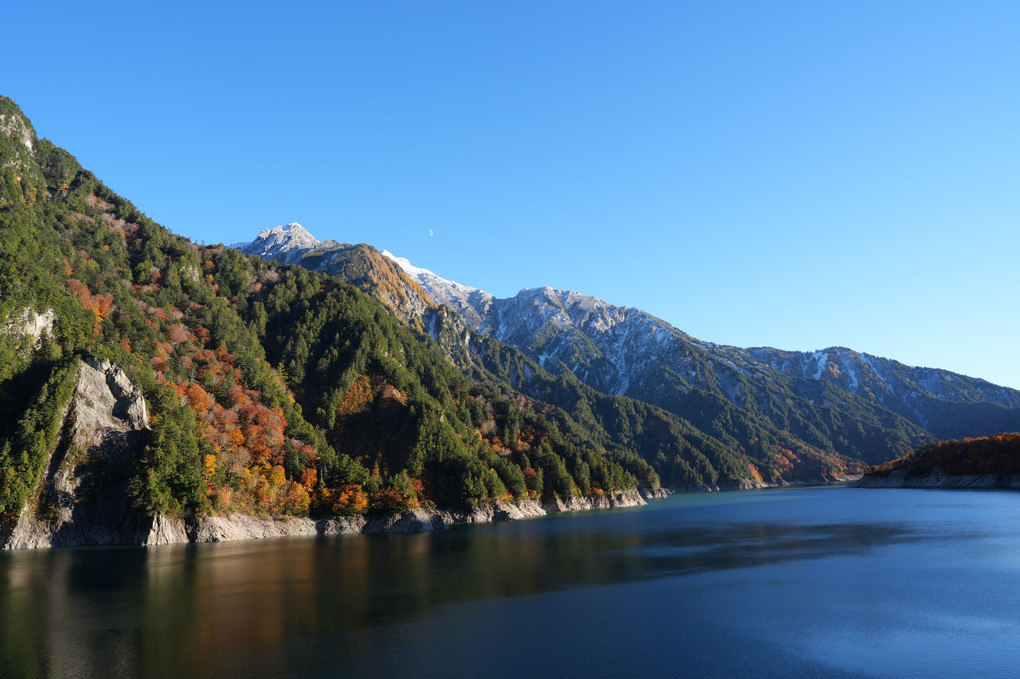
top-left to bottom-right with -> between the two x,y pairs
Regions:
868,433 -> 1020,477
186,384 -> 214,414
337,375 -> 376,416
284,483 -> 311,514
68,278 -> 115,332
229,429 -> 246,448
332,484 -> 368,513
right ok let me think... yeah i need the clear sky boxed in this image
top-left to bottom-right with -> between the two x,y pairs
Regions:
6,1 -> 1019,388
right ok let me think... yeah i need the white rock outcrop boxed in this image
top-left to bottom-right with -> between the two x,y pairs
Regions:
4,308 -> 55,348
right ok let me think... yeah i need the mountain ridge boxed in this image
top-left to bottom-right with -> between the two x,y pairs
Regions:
234,224 -> 1020,470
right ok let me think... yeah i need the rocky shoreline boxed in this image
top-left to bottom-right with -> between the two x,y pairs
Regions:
5,488 -> 668,549
4,473 -> 872,550
679,474 -> 863,493
851,469 -> 1020,490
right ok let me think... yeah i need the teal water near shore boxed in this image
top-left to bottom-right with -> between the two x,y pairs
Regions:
3,487 -> 1020,678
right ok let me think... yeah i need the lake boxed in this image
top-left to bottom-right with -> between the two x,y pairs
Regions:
3,486 -> 1020,678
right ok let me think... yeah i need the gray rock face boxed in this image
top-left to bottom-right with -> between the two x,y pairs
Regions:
543,489 -> 649,513
4,358 -> 151,549
141,513 -> 190,546
4,308 -> 55,348
101,491 -> 667,547
0,111 -> 34,153
190,515 -> 319,542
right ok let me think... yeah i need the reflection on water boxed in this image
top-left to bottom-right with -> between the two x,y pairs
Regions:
3,488 -> 1020,678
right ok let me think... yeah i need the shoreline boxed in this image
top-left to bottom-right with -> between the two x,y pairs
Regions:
3,476 -> 867,550
851,470 -> 1020,490
148,487 -> 672,545
4,488 -> 669,549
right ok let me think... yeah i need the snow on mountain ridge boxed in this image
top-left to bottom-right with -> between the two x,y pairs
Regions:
232,226 -> 1020,440
381,249 -> 494,327
234,222 -> 323,265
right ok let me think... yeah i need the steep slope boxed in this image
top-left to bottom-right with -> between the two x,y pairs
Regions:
236,229 -> 870,484
235,226 -> 1018,472
2,358 -> 154,548
238,229 -> 927,467
381,249 -> 495,329
747,346 -> 1020,438
380,248 -> 1016,459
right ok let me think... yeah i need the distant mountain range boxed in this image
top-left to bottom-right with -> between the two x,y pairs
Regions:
235,223 -> 1020,468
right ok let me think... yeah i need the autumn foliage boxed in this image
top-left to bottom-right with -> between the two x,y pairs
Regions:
865,433 -> 1020,478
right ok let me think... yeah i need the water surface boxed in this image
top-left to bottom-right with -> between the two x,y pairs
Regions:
3,487 -> 1020,678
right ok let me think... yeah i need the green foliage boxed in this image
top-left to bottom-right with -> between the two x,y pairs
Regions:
0,359 -> 79,516
242,266 -> 641,507
128,383 -> 207,516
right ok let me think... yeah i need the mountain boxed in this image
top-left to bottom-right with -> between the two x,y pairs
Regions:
381,247 -> 1020,450
747,346 -> 1020,439
234,223 -> 437,331
234,225 -> 847,485
1,95 -> 696,547
233,225 -> 1020,473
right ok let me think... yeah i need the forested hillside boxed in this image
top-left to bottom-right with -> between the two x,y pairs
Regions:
237,221 -> 1019,481
238,227 -> 928,483
859,433 -> 1020,485
242,227 -> 872,485
1,96 -> 675,536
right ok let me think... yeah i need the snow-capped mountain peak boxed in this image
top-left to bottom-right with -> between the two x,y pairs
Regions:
381,250 -> 479,292
381,249 -> 494,326
233,222 -> 322,264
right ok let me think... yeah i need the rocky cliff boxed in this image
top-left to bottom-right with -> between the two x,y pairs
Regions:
3,358 -> 151,548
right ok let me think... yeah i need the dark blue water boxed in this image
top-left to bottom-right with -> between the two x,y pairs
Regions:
3,487 -> 1020,678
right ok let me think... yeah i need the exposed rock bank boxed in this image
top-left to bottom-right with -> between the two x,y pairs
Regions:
672,474 -> 862,493
4,307 -> 55,348
125,488 -> 664,546
852,469 -> 1020,490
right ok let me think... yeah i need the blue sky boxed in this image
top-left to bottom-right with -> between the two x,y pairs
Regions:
6,1 -> 1019,388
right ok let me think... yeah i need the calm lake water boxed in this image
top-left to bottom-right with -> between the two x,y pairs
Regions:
3,486 -> 1020,678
